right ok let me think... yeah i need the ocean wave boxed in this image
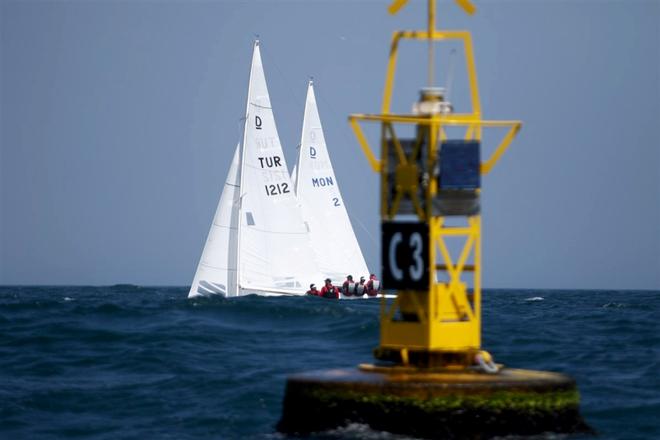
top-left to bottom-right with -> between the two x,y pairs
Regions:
0,287 -> 658,439
321,422 -> 420,439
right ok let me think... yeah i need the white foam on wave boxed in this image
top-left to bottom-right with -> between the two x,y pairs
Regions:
525,296 -> 544,302
602,302 -> 627,308
325,422 -> 416,439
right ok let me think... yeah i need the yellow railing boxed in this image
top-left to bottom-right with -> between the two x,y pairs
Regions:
349,0 -> 521,366
349,115 -> 521,175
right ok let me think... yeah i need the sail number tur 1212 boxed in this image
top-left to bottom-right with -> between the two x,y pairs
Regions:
257,155 -> 291,197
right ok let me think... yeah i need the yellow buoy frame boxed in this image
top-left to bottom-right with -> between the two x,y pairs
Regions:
349,0 -> 522,367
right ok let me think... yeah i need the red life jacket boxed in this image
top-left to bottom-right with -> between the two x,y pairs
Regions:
366,278 -> 380,296
321,285 -> 339,299
342,281 -> 355,296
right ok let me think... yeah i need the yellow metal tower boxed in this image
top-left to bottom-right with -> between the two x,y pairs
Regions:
349,0 -> 521,368
279,3 -> 590,436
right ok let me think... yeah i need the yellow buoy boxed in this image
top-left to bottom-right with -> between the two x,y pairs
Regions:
279,1 -> 591,437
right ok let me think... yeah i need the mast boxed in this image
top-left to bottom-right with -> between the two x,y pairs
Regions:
236,39 -> 260,295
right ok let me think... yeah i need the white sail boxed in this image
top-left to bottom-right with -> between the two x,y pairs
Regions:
295,81 -> 369,282
189,144 -> 241,298
236,42 -> 323,294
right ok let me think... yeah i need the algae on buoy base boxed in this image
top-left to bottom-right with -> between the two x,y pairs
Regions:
277,367 -> 592,439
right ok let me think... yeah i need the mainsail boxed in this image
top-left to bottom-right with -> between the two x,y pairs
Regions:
189,42 -> 323,298
294,81 -> 369,282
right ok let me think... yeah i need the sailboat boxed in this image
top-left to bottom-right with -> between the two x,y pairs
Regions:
293,81 -> 370,285
188,41 -> 324,298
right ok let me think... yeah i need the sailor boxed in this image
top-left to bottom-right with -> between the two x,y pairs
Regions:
306,283 -> 319,296
342,275 -> 355,297
354,276 -> 367,297
366,273 -> 381,297
320,278 -> 340,300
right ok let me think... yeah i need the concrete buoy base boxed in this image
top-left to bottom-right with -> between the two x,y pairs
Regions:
277,365 -> 592,439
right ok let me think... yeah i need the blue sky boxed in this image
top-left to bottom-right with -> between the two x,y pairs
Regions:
1,0 -> 658,289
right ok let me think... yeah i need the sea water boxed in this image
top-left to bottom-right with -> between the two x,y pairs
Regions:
1,286 -> 658,439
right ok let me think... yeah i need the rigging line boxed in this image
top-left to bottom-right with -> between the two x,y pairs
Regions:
211,222 -> 237,229
314,81 -> 380,239
314,78 -> 376,175
200,262 -> 237,271
347,212 -> 379,247
249,102 -> 273,110
259,42 -> 305,118
313,79 -> 355,154
242,227 -> 310,235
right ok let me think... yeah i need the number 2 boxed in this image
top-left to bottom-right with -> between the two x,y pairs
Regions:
332,197 -> 340,207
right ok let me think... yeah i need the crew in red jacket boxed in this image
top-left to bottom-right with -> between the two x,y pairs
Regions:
366,273 -> 381,297
306,283 -> 319,296
320,278 -> 340,299
342,275 -> 355,297
354,276 -> 367,297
